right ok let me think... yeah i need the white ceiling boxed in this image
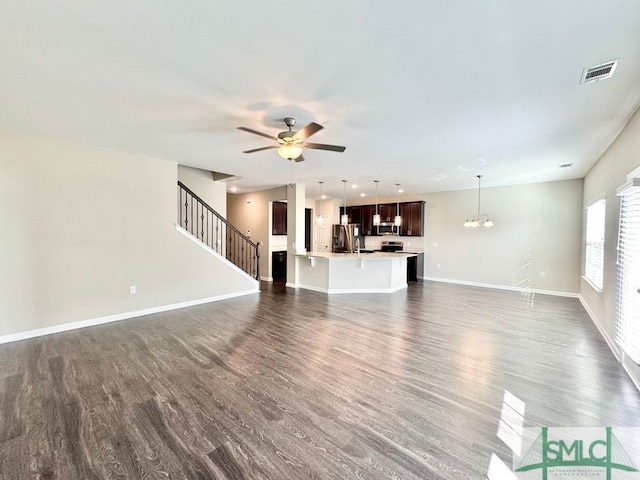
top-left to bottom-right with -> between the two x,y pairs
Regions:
2,1 -> 640,199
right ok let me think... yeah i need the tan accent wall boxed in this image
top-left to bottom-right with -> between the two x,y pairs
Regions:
227,186 -> 287,279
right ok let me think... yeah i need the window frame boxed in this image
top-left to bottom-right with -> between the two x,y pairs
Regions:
615,169 -> 640,364
583,197 -> 606,292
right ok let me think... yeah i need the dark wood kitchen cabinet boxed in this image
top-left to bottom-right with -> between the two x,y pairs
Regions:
340,201 -> 424,237
272,250 -> 287,280
361,205 -> 377,236
379,203 -> 397,223
272,201 -> 287,235
341,205 -> 376,235
349,205 -> 363,225
339,206 -> 362,224
400,201 -> 424,236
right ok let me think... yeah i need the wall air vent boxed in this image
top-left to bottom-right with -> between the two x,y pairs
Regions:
580,60 -> 618,84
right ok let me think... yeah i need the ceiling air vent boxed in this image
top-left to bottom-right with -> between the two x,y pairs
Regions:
580,60 -> 618,84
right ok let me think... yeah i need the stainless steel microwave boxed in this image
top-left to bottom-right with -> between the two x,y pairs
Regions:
377,222 -> 398,235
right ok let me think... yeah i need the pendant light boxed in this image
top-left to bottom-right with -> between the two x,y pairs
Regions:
316,181 -> 324,226
373,180 -> 381,226
394,183 -> 402,228
463,174 -> 494,228
341,180 -> 349,225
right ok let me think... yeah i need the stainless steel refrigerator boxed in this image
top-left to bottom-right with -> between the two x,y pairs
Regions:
332,224 -> 364,253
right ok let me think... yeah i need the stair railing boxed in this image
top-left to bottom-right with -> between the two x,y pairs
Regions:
178,181 -> 260,280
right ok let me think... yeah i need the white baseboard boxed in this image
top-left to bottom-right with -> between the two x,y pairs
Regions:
578,295 -> 621,362
261,276 -> 273,282
621,360 -> 640,393
426,277 -> 638,393
0,289 -> 259,346
424,277 -> 579,298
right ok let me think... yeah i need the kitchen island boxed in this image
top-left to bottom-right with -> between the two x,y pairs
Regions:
291,251 -> 417,294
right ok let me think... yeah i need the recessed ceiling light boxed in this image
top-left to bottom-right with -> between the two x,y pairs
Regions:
559,163 -> 573,168
230,186 -> 238,193
352,184 -> 358,189
360,193 -> 366,197
321,194 -> 327,200
398,189 -> 404,193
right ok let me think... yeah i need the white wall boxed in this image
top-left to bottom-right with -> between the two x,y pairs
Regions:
177,165 -> 227,216
423,180 -> 583,294
0,133 -> 257,339
345,181 -> 583,294
581,106 -> 640,386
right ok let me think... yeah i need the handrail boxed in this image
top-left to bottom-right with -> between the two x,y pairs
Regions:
178,181 -> 260,280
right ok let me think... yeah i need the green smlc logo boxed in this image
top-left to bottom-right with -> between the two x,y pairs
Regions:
515,427 -> 638,479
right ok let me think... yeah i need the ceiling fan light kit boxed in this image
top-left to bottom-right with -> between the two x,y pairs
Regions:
238,116 -> 346,163
463,174 -> 494,228
277,143 -> 303,160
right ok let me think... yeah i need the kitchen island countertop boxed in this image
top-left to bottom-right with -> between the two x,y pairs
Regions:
290,251 -> 412,293
296,251 -> 417,259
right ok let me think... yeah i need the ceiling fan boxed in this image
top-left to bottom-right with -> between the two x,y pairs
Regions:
238,117 -> 346,162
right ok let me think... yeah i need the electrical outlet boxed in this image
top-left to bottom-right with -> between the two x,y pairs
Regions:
540,272 -> 546,278
437,263 -> 441,269
129,286 -> 137,295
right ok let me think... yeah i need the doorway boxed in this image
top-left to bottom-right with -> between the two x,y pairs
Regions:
305,208 -> 311,252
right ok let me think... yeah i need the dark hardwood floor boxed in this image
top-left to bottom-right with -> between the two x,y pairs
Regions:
1,281 -> 639,479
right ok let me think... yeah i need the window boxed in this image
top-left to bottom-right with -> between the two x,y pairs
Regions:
616,174 -> 640,363
584,199 -> 606,291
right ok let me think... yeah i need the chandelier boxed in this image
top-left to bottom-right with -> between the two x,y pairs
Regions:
463,175 -> 494,228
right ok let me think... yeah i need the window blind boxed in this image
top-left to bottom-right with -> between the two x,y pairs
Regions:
585,199 -> 605,291
616,182 -> 640,363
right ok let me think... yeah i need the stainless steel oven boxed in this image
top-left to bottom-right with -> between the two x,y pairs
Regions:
380,241 -> 404,252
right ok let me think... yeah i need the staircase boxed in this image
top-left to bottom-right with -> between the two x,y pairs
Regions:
178,181 -> 260,280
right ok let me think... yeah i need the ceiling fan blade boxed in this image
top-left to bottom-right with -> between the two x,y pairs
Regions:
242,145 -> 278,154
294,154 -> 305,163
293,122 -> 323,141
237,126 -> 278,141
303,142 -> 346,152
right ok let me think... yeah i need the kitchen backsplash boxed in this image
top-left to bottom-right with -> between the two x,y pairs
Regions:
364,235 -> 424,252
270,235 -> 288,251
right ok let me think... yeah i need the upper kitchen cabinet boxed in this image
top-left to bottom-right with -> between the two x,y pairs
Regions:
340,201 -> 424,236
272,201 -> 287,235
361,205 -> 377,236
349,206 -> 363,225
399,201 -> 425,236
379,203 -> 396,223
339,206 -> 363,225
